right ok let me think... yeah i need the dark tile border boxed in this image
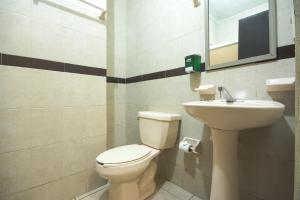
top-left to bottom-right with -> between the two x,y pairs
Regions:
143,71 -> 166,81
65,63 -> 106,76
2,54 -> 32,69
107,77 -> 126,84
31,58 -> 64,72
0,44 -> 295,83
0,54 -> 106,76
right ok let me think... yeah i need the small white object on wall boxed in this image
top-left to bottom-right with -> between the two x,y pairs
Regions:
266,77 -> 295,92
195,84 -> 216,95
179,137 -> 201,154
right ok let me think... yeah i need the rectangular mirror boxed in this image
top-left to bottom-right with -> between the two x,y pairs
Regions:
205,0 -> 277,70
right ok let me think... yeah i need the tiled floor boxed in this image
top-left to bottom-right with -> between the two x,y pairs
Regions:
79,180 -> 203,200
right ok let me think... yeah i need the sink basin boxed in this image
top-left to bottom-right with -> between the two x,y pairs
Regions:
183,99 -> 285,200
183,100 -> 285,131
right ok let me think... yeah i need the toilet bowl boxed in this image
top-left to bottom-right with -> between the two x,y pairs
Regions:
95,111 -> 181,200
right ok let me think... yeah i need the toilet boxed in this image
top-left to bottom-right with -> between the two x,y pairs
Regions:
95,111 -> 181,200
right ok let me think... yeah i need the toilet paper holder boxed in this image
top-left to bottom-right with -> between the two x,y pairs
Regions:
179,137 -> 201,154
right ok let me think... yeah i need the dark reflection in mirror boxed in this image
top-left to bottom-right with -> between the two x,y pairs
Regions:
208,0 -> 272,66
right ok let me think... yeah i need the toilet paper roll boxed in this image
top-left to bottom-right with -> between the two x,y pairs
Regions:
185,67 -> 195,74
179,141 -> 192,153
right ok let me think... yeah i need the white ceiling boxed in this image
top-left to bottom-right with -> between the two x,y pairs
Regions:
209,0 -> 268,20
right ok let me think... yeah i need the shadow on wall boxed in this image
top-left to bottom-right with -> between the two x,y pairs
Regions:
33,0 -> 106,24
157,121 -> 213,199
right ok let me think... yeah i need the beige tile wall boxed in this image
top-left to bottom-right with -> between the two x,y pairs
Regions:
294,0 -> 300,199
106,0 -> 128,148
122,0 -> 296,200
0,1 -> 107,199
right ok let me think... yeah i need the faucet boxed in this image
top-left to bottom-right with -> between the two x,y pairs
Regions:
217,87 -> 236,103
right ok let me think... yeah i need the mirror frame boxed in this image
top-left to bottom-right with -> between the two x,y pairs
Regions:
205,0 -> 277,71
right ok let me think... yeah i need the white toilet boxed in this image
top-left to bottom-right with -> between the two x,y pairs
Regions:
95,111 -> 181,200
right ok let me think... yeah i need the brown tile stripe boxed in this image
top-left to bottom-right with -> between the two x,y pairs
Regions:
1,54 -> 106,76
0,44 -> 295,83
118,44 -> 296,84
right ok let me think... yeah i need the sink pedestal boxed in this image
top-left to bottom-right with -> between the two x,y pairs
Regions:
210,129 -> 239,200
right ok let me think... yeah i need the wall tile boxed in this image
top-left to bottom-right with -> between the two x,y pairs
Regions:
0,109 -> 31,153
31,108 -> 63,147
62,140 -> 86,177
30,144 -> 62,187
30,180 -> 63,200
0,66 -> 32,109
85,106 -> 107,138
62,107 -> 87,141
86,167 -> 107,191
31,20 -> 65,63
0,12 -> 31,56
0,150 -> 31,196
84,135 -> 107,169
61,172 -> 87,200
0,0 -> 31,17
30,70 -> 65,108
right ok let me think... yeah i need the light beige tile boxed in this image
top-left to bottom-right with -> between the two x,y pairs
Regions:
0,0 -> 31,17
161,181 -> 193,200
147,189 -> 179,200
223,65 -> 257,99
190,196 -> 204,200
61,172 -> 87,200
62,107 -> 87,141
62,140 -> 86,177
85,76 -> 107,106
181,167 -> 211,200
84,135 -> 107,169
30,144 -> 62,187
157,160 -> 183,188
63,73 -> 88,107
0,109 -> 31,153
85,106 -> 107,138
31,180 -> 63,200
31,20 -> 65,62
61,28 -> 86,66
0,66 -> 32,109
0,150 -> 31,196
86,167 -> 107,191
0,190 -> 32,200
31,0 -> 62,25
82,36 -> 107,68
31,108 -> 63,147
238,151 -> 257,196
0,12 -> 31,56
30,70 -> 65,108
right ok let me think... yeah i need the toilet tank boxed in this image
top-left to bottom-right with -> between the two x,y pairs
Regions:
138,111 -> 181,149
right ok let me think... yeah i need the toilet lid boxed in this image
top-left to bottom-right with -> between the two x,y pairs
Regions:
96,144 -> 152,165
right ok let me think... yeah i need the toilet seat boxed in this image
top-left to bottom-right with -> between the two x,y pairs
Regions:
96,144 -> 152,167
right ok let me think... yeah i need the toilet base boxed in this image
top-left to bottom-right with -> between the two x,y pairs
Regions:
107,160 -> 158,200
109,179 -> 140,200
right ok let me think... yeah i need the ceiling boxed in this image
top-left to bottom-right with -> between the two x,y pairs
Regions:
209,0 -> 268,20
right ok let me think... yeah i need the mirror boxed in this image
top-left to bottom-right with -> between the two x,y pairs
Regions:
205,0 -> 277,70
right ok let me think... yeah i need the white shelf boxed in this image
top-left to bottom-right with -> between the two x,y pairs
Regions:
266,77 -> 295,92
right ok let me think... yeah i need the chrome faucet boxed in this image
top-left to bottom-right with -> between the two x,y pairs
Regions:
218,87 -> 236,103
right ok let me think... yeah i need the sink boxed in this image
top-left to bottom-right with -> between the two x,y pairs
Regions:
183,99 -> 285,200
183,100 -> 285,131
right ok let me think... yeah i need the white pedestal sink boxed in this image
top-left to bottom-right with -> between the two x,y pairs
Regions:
183,100 -> 285,200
